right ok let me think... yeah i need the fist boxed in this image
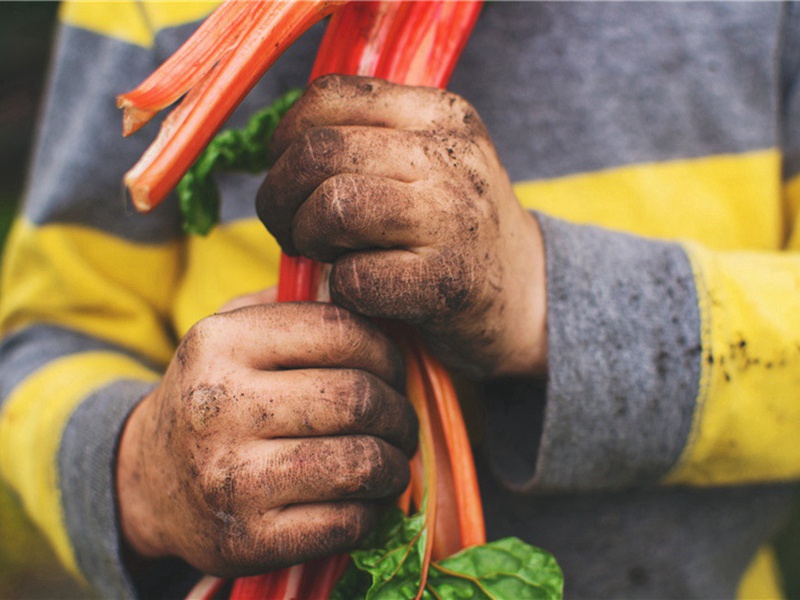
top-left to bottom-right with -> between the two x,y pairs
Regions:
117,303 -> 416,577
258,75 -> 546,378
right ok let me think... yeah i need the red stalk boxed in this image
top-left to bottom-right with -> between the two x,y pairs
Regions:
186,575 -> 225,600
271,3 -> 485,595
126,1 -> 484,598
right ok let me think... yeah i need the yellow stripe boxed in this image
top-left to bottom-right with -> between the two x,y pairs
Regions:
0,219 -> 181,368
513,150 -> 782,251
174,153 -> 785,335
174,218 -> 281,335
665,241 -> 800,484
783,174 -> 800,250
737,546 -> 784,600
0,352 -> 158,575
59,1 -> 220,48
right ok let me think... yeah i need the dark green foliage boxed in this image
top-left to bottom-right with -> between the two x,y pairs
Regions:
176,88 -> 302,235
331,507 -> 563,600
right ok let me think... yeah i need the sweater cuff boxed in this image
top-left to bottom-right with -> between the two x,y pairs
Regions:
485,213 -> 702,492
58,380 -> 200,599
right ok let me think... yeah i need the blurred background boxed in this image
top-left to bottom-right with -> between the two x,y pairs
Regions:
0,3 -> 93,598
0,2 -> 797,599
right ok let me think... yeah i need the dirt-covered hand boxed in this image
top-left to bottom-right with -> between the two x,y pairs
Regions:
258,75 -> 546,379
116,303 -> 416,577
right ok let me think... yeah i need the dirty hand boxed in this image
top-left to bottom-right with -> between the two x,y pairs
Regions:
258,75 -> 546,379
116,303 -> 416,576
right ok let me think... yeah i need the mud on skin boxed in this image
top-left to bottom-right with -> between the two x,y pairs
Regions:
259,74 -> 546,379
116,303 -> 416,577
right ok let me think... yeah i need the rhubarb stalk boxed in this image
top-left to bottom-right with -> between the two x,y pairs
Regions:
120,0 -> 344,212
122,1 -> 485,598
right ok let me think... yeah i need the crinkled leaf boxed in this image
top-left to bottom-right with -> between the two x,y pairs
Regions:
422,537 -> 563,600
332,507 -> 563,600
176,87 -> 302,235
348,507 -> 429,599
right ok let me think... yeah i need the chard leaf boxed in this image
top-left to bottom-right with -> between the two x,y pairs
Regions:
352,507 -> 429,599
176,88 -> 302,235
423,537 -> 563,600
332,508 -> 563,600
330,507 -> 428,599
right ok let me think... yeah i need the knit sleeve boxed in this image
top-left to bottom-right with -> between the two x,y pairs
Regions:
0,3 -> 204,596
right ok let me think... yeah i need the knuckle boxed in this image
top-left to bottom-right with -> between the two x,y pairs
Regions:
177,320 -> 207,366
199,451 -> 241,513
210,526 -> 264,577
328,256 -> 370,310
317,303 -> 370,346
308,73 -> 345,97
328,504 -> 371,548
321,173 -> 360,230
347,436 -> 388,496
317,302 -> 356,330
444,90 -> 487,135
445,89 -> 471,113
429,247 -> 476,314
182,383 -> 227,433
295,126 -> 345,175
296,175 -> 360,253
340,370 -> 377,428
185,314 -> 224,349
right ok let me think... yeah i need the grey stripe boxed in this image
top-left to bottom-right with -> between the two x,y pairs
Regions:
477,450 -> 797,600
23,19 -> 327,235
781,2 -> 800,179
485,214 -> 700,491
0,324 -> 159,408
203,3 -> 791,224
29,4 -> 791,236
58,380 -> 156,600
22,25 -> 183,242
450,2 -> 782,183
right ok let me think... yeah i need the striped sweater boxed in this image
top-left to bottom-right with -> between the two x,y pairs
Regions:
1,2 -> 799,598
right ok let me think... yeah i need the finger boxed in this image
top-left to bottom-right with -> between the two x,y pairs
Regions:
242,368 -> 417,455
184,304 -> 404,389
229,436 -> 410,508
269,74 -> 484,161
292,174 -> 442,263
258,126 -> 428,253
329,247 -> 477,323
220,501 -> 376,576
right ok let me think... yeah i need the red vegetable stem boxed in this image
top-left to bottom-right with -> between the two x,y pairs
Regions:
118,0 -> 258,135
122,0 -> 344,212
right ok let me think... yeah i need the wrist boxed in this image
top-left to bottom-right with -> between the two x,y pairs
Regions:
494,209 -> 548,378
116,390 -> 168,560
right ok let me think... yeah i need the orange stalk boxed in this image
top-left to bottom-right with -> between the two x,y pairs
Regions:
121,0 -> 344,212
118,0 -> 258,135
401,340 -> 439,599
418,345 -> 485,549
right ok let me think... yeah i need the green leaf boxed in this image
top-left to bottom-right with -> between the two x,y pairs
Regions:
332,505 -> 563,600
350,507 -> 429,599
423,537 -> 563,600
176,87 -> 302,235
